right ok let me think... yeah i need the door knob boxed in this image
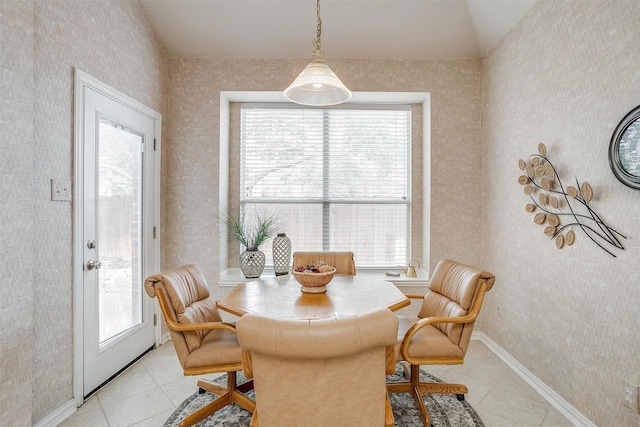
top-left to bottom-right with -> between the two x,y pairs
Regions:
86,260 -> 102,270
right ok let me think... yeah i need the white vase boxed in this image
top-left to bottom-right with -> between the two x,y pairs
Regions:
239,248 -> 265,278
272,233 -> 291,276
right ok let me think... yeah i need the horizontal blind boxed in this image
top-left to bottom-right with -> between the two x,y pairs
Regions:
240,104 -> 411,267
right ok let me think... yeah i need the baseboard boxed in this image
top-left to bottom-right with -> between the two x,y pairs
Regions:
33,399 -> 76,427
46,335 -> 172,427
472,331 -> 595,427
161,331 -> 171,345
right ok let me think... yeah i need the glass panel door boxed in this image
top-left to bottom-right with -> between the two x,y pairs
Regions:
98,119 -> 143,344
78,77 -> 158,397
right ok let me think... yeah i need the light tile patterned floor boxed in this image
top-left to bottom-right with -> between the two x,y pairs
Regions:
59,340 -> 575,427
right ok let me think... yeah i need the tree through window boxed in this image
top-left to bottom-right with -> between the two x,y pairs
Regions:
240,104 -> 411,267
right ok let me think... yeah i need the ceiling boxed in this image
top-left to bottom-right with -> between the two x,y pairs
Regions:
139,0 -> 537,60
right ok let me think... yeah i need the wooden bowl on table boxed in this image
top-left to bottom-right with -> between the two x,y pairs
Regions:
292,267 -> 336,293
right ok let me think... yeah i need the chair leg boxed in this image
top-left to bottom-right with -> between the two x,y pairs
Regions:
179,388 -> 232,427
250,409 -> 259,427
178,372 -> 255,427
416,381 -> 469,397
410,364 -> 431,427
387,363 -> 468,427
384,390 -> 395,427
237,378 -> 255,393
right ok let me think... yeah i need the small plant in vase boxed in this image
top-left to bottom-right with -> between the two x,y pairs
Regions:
218,210 -> 283,278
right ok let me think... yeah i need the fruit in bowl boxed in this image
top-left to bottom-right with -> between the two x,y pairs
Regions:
292,262 -> 336,293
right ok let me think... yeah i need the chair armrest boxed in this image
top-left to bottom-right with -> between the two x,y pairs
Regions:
165,318 -> 237,334
155,288 -> 238,334
404,294 -> 425,300
400,312 -> 479,354
242,350 -> 254,379
386,345 -> 396,375
400,282 -> 489,360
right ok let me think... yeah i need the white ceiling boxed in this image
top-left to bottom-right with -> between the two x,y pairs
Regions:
139,0 -> 537,60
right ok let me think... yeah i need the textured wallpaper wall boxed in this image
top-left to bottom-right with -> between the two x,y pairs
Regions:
26,0 -> 164,422
10,1 -> 636,425
163,58 -> 484,302
0,1 -> 35,425
481,1 -> 640,425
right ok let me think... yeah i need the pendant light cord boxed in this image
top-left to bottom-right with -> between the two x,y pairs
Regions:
312,0 -> 324,60
315,0 -> 322,48
283,0 -> 351,106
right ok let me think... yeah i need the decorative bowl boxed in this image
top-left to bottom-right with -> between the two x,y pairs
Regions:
292,267 -> 336,293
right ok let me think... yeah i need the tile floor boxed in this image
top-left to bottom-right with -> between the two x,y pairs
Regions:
59,339 -> 575,427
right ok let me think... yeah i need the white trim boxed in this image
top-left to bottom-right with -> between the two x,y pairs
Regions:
473,332 -> 596,427
218,91 -> 431,274
73,68 -> 162,407
73,70 -> 84,409
152,92 -> 162,348
421,96 -> 431,274
161,331 -> 171,345
33,399 -> 76,427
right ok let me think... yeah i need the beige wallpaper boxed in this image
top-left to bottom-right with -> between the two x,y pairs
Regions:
0,0 -> 166,423
481,1 -> 640,426
163,58 -> 484,302
8,1 -> 636,425
0,1 -> 35,425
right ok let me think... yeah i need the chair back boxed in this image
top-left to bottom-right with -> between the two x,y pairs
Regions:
292,251 -> 357,275
418,259 -> 495,353
144,264 -> 223,367
237,308 -> 397,427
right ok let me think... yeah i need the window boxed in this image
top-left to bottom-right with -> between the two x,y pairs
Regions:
240,104 -> 411,268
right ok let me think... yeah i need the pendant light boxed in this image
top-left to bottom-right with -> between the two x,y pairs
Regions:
284,0 -> 352,106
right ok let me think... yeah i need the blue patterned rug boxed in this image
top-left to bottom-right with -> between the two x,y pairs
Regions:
165,364 -> 484,426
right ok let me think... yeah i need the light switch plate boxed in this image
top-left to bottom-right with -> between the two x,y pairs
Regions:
51,179 -> 72,202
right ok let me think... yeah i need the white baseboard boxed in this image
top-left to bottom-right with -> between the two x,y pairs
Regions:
45,335 -> 172,426
472,331 -> 595,427
33,399 -> 76,427
161,331 -> 171,345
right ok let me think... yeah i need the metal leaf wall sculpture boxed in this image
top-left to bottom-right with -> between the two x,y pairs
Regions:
518,143 -> 626,257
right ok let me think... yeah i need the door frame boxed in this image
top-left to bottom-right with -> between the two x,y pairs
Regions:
72,69 -> 162,406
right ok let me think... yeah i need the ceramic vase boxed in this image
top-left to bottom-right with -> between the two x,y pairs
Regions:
272,233 -> 291,276
239,248 -> 265,278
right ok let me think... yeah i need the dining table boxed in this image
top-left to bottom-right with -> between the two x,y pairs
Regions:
216,273 -> 410,319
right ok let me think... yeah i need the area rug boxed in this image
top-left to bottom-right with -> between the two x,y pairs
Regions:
164,364 -> 484,427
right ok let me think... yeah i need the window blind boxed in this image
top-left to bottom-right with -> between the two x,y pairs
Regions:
240,104 -> 411,267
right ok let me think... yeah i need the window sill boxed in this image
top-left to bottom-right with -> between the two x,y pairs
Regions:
218,267 -> 430,288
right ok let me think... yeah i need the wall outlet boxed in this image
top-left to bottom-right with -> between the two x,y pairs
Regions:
496,301 -> 503,318
51,179 -> 72,202
623,379 -> 639,413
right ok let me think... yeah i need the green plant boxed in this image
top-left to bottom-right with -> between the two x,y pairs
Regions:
217,209 -> 283,250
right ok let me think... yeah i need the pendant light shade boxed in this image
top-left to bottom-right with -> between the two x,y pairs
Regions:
284,60 -> 352,106
284,0 -> 351,106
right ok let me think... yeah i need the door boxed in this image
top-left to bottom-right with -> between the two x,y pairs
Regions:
74,70 -> 161,399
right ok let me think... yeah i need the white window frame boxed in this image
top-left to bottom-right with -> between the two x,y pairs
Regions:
219,91 -> 430,279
